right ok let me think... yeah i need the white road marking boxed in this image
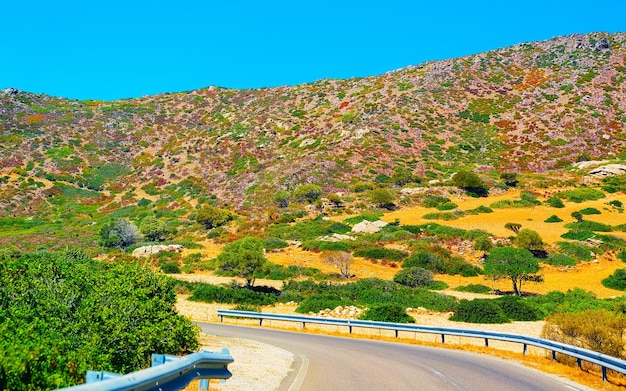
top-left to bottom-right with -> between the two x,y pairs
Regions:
288,354 -> 309,391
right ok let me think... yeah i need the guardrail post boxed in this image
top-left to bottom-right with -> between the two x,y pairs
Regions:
484,338 -> 489,347
302,322 -> 306,329
395,330 -> 399,338
602,367 -> 607,382
86,371 -> 121,383
198,379 -> 209,390
577,358 -> 582,369
523,344 -> 527,355
259,319 -> 263,326
552,351 -> 557,361
441,334 -> 445,344
219,315 -> 223,322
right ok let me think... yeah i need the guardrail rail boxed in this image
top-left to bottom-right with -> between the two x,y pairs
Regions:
58,349 -> 233,391
218,309 -> 626,382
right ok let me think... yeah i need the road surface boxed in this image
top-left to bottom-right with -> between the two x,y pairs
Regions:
199,323 -> 591,391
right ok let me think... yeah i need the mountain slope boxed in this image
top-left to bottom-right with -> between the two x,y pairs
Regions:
1,31 -> 625,213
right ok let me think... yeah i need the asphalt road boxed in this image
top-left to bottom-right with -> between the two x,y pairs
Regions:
199,323 -> 591,391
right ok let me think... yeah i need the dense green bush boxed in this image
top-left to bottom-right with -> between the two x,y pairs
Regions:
301,240 -> 352,252
544,254 -> 577,267
353,247 -> 408,261
564,221 -> 612,232
466,205 -> 493,214
189,284 -> 279,306
557,188 -> 605,203
195,205 -> 232,229
497,296 -> 544,321
556,241 -> 593,261
295,294 -> 351,313
602,269 -> 626,291
403,252 -> 445,273
267,217 -> 351,241
264,237 -> 289,250
436,201 -> 458,211
454,284 -> 492,294
359,303 -> 415,323
421,195 -> 451,208
560,229 -> 595,241
343,212 -> 383,224
618,251 -> 626,262
450,299 -> 510,323
578,207 -> 601,215
544,215 -> 563,223
546,196 -> 565,208
393,267 -> 434,287
0,251 -> 198,390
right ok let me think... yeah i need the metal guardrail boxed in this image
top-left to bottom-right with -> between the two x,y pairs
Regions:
218,309 -> 626,382
59,349 -> 233,391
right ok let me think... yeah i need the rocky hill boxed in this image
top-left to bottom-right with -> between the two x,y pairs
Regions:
1,32 -> 625,217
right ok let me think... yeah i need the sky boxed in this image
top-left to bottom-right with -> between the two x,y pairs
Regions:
2,1 -> 625,101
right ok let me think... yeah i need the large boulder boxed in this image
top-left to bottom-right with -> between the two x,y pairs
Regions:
588,164 -> 626,178
352,220 -> 388,233
132,244 -> 183,258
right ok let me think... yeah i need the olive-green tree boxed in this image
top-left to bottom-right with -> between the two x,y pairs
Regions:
484,247 -> 541,296
217,237 -> 267,287
139,216 -> 169,242
195,205 -> 232,229
368,188 -> 395,209
99,219 -> 141,248
293,184 -> 323,202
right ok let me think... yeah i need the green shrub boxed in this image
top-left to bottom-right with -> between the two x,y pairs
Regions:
295,294 -> 350,313
403,252 -> 445,273
353,247 -> 408,261
359,303 -> 415,323
578,207 -> 601,215
264,237 -> 289,250
497,296 -> 544,321
232,304 -> 261,312
561,229 -> 595,241
189,284 -> 279,306
393,267 -> 434,287
564,221 -> 612,232
618,251 -> 626,262
421,195 -> 451,208
350,182 -> 375,193
558,188 -> 605,203
454,284 -> 492,294
343,212 -> 383,224
546,196 -> 565,208
556,241 -> 593,261
301,240 -> 352,252
466,205 -> 493,214
602,269 -> 626,291
608,200 -> 624,208
544,254 -> 577,267
543,310 -> 626,360
436,201 -> 458,211
159,261 -> 181,274
450,299 -> 510,323
544,215 -> 563,223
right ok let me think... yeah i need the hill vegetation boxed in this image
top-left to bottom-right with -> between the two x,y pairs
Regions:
2,31 -> 626,388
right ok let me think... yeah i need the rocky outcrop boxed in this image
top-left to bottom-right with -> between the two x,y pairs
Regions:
351,220 -> 388,233
588,164 -> 626,178
132,244 -> 183,257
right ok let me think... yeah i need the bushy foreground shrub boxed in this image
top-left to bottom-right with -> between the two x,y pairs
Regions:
454,284 -> 492,294
602,269 -> 626,291
542,310 -> 626,360
189,284 -> 279,306
353,247 -> 408,261
0,251 -> 198,390
557,188 -> 605,203
295,294 -> 351,314
450,296 -> 543,323
393,267 -> 433,287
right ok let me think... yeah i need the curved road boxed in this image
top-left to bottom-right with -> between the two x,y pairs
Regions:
199,323 -> 590,391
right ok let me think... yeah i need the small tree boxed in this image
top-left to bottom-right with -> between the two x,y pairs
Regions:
451,170 -> 487,195
473,236 -> 493,253
393,267 -> 433,287
294,184 -> 323,202
514,229 -> 544,251
368,188 -> 395,209
99,219 -> 141,248
484,247 -> 541,296
139,216 -> 169,242
324,251 -> 352,279
391,166 -> 417,187
216,237 -> 266,287
571,211 -> 584,222
504,222 -> 522,234
500,172 -> 518,187
196,205 -> 232,229
272,190 -> 290,208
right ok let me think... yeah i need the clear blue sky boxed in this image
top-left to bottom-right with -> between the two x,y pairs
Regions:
2,1 -> 624,101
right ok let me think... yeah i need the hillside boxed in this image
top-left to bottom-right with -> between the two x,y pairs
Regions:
1,32 -> 626,249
